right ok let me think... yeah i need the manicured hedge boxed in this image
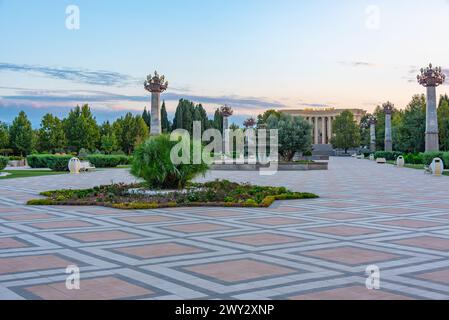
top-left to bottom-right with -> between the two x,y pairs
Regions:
374,151 -> 403,161
86,155 -> 130,168
0,156 -> 8,170
27,154 -> 72,171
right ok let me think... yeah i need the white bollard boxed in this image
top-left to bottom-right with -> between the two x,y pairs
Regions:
369,154 -> 375,161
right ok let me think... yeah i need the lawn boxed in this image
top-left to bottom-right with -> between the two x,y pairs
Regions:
0,170 -> 67,180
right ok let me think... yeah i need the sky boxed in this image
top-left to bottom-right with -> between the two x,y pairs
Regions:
1,0 -> 448,126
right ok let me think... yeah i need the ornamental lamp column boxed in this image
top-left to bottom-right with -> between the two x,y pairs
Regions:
383,102 -> 394,152
144,71 -> 168,135
220,105 -> 234,156
417,63 -> 446,152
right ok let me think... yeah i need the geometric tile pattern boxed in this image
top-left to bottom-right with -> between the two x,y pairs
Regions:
2,158 -> 449,300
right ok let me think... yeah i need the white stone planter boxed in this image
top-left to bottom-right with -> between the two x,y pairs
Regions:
68,157 -> 82,174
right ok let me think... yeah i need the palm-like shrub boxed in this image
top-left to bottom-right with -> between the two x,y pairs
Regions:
131,135 -> 209,189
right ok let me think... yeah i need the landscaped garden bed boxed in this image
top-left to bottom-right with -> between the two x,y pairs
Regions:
26,179 -> 318,210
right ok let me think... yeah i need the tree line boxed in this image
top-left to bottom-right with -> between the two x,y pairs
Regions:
0,99 -> 233,157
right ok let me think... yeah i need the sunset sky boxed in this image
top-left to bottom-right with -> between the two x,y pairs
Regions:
1,0 -> 448,126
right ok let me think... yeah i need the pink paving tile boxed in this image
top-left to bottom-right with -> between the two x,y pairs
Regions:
193,210 -> 243,218
302,246 -> 400,265
185,259 -> 296,283
0,237 -> 29,249
316,202 -> 358,209
267,206 -> 309,213
392,236 -> 449,251
114,242 -> 204,259
1,213 -> 55,221
289,286 -> 413,300
243,217 -> 309,226
416,268 -> 449,285
314,212 -> 366,220
118,215 -> 177,224
25,276 -> 153,300
29,220 -> 95,230
222,233 -> 304,246
0,254 -> 75,275
420,203 -> 449,210
377,219 -> 443,229
63,230 -> 141,242
369,207 -> 418,215
305,226 -> 380,237
165,223 -> 232,233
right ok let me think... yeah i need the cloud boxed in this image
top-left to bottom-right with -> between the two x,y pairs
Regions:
0,62 -> 135,86
338,61 -> 377,67
0,87 -> 283,112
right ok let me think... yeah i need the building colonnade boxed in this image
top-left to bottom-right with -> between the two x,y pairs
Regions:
304,116 -> 335,145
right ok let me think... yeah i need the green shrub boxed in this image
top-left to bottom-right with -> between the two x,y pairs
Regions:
420,152 -> 445,166
27,154 -> 72,171
0,156 -> 8,170
374,151 -> 403,161
131,135 -> 209,189
403,153 -> 424,165
86,155 -> 129,168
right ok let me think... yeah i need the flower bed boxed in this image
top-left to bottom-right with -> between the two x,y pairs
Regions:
27,179 -> 318,210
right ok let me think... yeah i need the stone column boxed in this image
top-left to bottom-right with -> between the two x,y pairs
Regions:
383,102 -> 393,152
150,92 -> 161,135
425,86 -> 439,151
418,64 -> 445,152
144,71 -> 168,136
314,117 -> 319,144
327,117 -> 332,144
223,116 -> 230,155
322,117 -> 326,144
369,116 -> 377,152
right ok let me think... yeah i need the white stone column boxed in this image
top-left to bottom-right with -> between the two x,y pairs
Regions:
150,92 -> 161,135
425,85 -> 439,152
327,117 -> 332,144
370,122 -> 376,152
322,117 -> 326,144
385,113 -> 392,152
314,117 -> 319,144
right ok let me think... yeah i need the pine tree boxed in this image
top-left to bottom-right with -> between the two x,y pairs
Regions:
438,96 -> 449,151
142,107 -> 151,130
9,111 -> 33,156
161,101 -> 170,133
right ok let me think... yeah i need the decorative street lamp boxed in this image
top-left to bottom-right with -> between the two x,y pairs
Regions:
383,102 -> 394,152
144,71 -> 168,135
417,63 -> 446,152
220,105 -> 234,156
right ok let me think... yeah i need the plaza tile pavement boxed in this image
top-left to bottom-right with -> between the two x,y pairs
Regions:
1,158 -> 449,299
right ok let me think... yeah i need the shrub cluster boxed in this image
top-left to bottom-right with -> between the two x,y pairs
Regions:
27,154 -> 131,171
131,135 -> 209,189
27,154 -> 72,171
86,155 -> 130,168
374,151 -> 403,161
0,156 -> 8,170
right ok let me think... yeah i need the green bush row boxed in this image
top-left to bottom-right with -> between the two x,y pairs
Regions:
27,154 -> 131,171
374,151 -> 403,161
86,155 -> 130,168
27,154 -> 72,171
372,151 -> 449,166
0,156 -> 8,170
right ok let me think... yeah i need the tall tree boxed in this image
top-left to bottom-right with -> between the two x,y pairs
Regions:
113,113 -> 149,154
37,114 -> 66,153
160,101 -> 171,133
396,95 -> 426,153
0,122 -> 9,150
438,96 -> 449,151
359,114 -> 371,148
330,111 -> 360,153
257,109 -> 281,127
213,108 -> 223,133
142,107 -> 151,130
63,104 -> 100,152
9,111 -> 33,156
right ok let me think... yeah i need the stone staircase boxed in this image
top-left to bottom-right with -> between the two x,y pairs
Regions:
312,144 -> 335,156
